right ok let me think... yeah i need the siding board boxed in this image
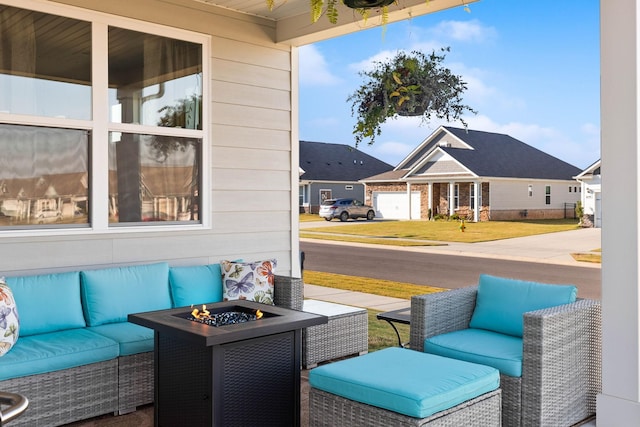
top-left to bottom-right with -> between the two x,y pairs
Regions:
214,59 -> 290,90
213,147 -> 289,170
212,125 -> 291,151
212,103 -> 291,130
212,169 -> 290,191
212,37 -> 291,70
213,190 -> 290,212
212,80 -> 290,111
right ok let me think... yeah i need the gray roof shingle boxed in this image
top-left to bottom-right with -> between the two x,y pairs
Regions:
437,127 -> 582,180
300,140 -> 393,181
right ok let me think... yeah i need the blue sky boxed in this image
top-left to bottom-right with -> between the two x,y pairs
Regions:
298,1 -> 600,170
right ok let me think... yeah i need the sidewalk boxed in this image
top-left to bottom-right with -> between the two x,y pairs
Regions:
304,283 -> 411,310
300,227 -> 601,310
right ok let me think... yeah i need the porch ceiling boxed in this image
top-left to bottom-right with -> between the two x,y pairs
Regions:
190,0 -> 478,45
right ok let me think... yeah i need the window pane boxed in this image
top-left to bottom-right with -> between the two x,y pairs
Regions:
0,124 -> 89,228
0,6 -> 91,119
108,27 -> 202,129
109,132 -> 201,224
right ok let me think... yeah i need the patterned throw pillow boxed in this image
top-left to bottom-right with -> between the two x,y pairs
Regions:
220,260 -> 277,305
0,278 -> 19,357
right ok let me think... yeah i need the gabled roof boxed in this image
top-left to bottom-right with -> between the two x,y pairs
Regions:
384,126 -> 581,181
299,140 -> 393,182
575,159 -> 601,179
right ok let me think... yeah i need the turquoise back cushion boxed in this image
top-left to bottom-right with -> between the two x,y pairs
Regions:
469,274 -> 578,337
169,264 -> 224,307
6,272 -> 85,336
81,262 -> 171,326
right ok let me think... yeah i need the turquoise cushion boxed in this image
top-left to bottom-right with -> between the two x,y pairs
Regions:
5,272 -> 86,336
469,274 -> 578,337
81,263 -> 171,326
169,264 -> 224,307
89,322 -> 154,356
0,328 -> 118,381
424,328 -> 523,377
309,347 -> 499,419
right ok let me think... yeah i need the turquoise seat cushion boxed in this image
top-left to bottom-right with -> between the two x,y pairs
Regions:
424,328 -> 523,377
0,328 -> 118,381
169,264 -> 224,307
81,262 -> 172,326
309,347 -> 499,419
5,272 -> 86,336
89,322 -> 154,356
469,274 -> 578,337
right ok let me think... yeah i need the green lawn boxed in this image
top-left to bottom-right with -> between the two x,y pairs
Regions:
368,309 -> 410,351
302,218 -> 580,243
304,271 -> 442,352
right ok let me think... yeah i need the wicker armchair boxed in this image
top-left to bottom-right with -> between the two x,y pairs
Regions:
409,286 -> 601,427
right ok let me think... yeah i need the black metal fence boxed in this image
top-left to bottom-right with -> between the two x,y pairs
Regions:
564,203 -> 577,219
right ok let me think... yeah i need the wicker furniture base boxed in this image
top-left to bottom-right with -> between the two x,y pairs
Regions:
302,299 -> 368,368
117,352 -> 154,414
0,359 -> 118,427
309,388 -> 501,427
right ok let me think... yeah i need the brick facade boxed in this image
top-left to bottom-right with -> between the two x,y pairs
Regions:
366,182 -> 491,221
366,181 -> 565,221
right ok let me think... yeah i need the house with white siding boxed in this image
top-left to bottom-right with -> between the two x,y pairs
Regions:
575,159 -> 602,228
299,140 -> 392,213
0,1 -> 637,425
363,126 -> 582,221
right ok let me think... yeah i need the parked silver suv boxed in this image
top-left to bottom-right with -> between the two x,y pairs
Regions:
319,198 -> 376,222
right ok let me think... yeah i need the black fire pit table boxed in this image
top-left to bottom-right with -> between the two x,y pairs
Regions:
129,300 -> 327,427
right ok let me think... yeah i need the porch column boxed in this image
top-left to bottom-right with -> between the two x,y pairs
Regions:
428,182 -> 433,220
406,182 -> 412,219
448,181 -> 455,216
473,180 -> 480,222
598,1 -> 640,424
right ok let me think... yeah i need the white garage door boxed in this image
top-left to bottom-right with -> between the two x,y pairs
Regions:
373,192 -> 421,219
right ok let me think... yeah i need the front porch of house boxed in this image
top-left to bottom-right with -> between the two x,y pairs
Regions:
366,181 -> 573,222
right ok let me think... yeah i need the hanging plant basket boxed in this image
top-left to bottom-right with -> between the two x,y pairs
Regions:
344,0 -> 395,8
266,0 -> 395,25
348,48 -> 476,145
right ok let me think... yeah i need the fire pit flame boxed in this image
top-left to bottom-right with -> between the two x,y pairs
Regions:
187,305 -> 264,327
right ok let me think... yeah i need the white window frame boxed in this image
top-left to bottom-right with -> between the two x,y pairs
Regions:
0,0 -> 210,236
545,185 -> 551,205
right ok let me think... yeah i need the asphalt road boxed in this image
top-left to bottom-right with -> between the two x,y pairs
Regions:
300,240 -> 602,300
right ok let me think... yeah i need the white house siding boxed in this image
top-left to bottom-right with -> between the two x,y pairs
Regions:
489,179 -> 581,220
0,0 -> 298,277
580,175 -> 601,228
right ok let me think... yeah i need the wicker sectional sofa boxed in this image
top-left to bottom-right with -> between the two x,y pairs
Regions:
0,262 -> 303,427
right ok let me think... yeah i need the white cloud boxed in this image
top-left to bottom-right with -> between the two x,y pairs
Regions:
348,49 -> 397,73
299,45 -> 341,86
431,20 -> 497,43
